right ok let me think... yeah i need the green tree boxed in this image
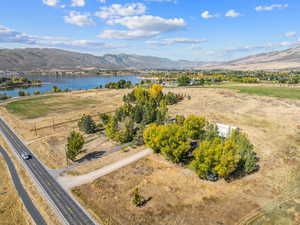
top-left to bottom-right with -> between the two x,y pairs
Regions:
144,124 -> 190,163
133,124 -> 145,146
115,118 -> 135,143
177,75 -> 191,86
183,115 -> 207,140
105,116 -> 118,139
191,137 -> 242,180
99,113 -> 111,125
229,130 -> 258,174
78,114 -> 96,134
66,131 -> 84,161
191,138 -> 222,179
213,139 -> 241,178
33,91 -> 41,95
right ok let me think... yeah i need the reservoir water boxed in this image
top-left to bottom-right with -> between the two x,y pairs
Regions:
0,74 -> 141,97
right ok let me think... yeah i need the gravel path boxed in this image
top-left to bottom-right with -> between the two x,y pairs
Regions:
58,148 -> 152,189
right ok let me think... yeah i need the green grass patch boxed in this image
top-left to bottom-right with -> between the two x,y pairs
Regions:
225,86 -> 300,100
5,95 -> 99,119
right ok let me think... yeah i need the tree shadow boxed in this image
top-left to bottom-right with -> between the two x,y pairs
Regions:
75,151 -> 106,163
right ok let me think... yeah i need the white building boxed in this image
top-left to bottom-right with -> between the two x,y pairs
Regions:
216,123 -> 239,138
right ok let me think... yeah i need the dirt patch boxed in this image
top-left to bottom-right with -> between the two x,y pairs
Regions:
72,155 -> 260,225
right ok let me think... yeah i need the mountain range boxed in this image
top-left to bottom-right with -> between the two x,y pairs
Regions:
0,46 -> 300,71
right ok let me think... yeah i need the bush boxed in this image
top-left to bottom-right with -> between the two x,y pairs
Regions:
132,188 -> 144,207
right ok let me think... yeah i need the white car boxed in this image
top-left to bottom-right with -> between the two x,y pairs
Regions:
21,152 -> 31,160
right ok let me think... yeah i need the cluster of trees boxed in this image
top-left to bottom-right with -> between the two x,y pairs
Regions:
143,115 -> 259,182
105,80 -> 133,89
0,76 -> 41,89
0,93 -> 11,100
103,85 -> 183,144
145,70 -> 300,85
18,91 -> 31,96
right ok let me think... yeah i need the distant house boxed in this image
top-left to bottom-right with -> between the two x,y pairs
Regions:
216,123 -> 239,138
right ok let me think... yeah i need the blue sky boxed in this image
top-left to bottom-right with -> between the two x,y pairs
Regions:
0,0 -> 299,61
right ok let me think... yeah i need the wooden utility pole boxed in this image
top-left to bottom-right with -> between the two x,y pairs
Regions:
64,146 -> 69,167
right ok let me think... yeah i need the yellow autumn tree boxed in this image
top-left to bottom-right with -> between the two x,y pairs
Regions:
149,84 -> 163,100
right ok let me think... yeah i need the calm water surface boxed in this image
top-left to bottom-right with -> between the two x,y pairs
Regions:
0,74 -> 141,97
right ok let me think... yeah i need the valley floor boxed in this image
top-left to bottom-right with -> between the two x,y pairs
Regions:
1,86 -> 299,225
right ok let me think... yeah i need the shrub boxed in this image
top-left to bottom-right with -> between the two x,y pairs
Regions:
132,188 -> 144,207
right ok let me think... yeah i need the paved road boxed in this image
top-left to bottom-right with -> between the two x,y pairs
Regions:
58,148 -> 152,189
0,146 -> 47,225
0,118 -> 98,225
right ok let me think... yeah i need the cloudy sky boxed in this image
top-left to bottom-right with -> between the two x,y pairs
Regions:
0,0 -> 299,61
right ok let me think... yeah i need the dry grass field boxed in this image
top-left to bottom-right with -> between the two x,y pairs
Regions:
0,155 -> 33,225
0,89 -> 129,169
72,87 -> 300,225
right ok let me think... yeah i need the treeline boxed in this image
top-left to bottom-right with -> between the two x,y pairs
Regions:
17,86 -> 71,97
0,76 -> 41,88
105,80 -> 133,89
146,70 -> 300,85
144,115 -> 259,182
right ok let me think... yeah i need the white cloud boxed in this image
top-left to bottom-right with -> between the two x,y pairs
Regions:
225,9 -> 241,18
201,11 -> 218,19
42,0 -> 59,7
95,3 -> 146,19
71,0 -> 85,7
99,29 -> 160,40
146,37 -> 207,45
284,31 -> 297,37
107,15 -> 185,32
0,24 -> 68,45
98,0 -> 106,3
255,4 -> 288,11
64,11 -> 95,26
0,25 -> 127,50
99,15 -> 185,40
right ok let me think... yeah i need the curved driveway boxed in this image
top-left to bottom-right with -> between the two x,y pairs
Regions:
0,146 -> 47,225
